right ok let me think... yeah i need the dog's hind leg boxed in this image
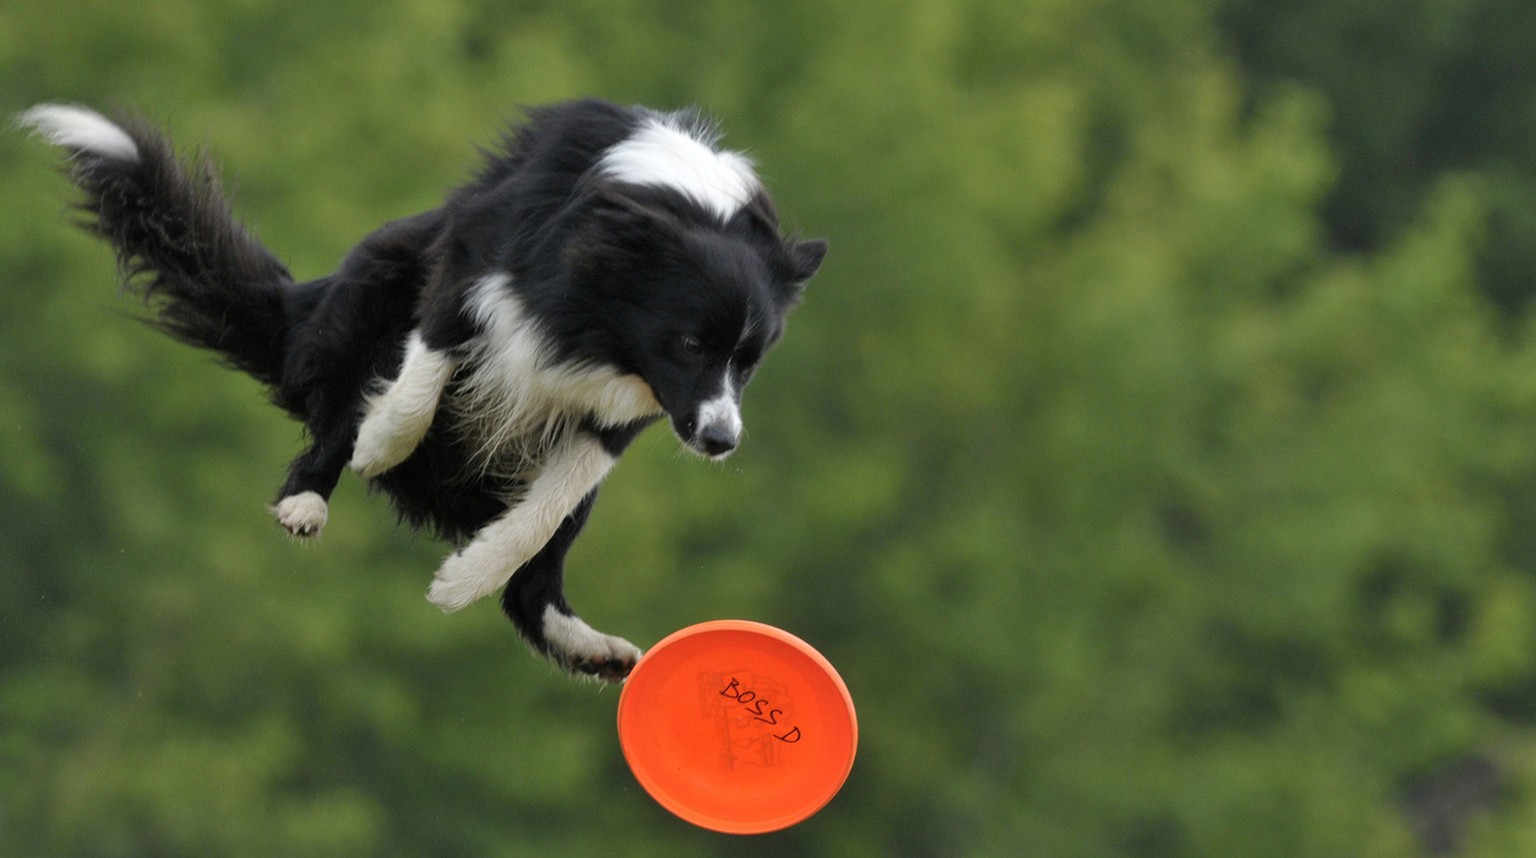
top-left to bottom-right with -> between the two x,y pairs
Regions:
500,491 -> 642,682
271,428 -> 352,538
271,326 -> 375,539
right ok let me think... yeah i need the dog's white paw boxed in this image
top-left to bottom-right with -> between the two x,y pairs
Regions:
351,334 -> 455,477
272,491 -> 328,538
426,550 -> 509,613
541,608 -> 643,683
350,410 -> 424,477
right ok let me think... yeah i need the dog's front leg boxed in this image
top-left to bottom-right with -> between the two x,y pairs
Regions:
350,331 -> 457,477
427,434 -> 616,612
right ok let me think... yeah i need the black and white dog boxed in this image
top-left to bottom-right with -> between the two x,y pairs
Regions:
18,99 -> 826,682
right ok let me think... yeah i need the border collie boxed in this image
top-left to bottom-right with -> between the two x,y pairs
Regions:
18,99 -> 826,682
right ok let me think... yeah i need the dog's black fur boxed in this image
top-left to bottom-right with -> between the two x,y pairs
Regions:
19,99 -> 825,681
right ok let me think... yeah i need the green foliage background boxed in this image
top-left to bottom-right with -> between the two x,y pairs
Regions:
6,0 -> 1536,854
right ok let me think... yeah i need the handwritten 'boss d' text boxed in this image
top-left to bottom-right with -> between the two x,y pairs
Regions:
718,677 -> 802,743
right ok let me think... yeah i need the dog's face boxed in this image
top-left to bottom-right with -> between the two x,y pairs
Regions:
637,245 -> 785,460
570,192 -> 826,459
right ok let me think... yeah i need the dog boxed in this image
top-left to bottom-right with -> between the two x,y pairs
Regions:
18,98 -> 826,682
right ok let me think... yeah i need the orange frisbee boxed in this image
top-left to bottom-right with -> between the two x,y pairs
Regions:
617,620 -> 857,834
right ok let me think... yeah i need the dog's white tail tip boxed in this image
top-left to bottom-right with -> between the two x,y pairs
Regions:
15,103 -> 140,162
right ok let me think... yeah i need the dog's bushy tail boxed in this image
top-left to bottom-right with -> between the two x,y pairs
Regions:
17,104 -> 293,386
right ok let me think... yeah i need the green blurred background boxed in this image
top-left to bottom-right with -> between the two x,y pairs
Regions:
7,0 -> 1536,854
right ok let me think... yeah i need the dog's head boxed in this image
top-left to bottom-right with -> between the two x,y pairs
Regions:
568,189 -> 826,459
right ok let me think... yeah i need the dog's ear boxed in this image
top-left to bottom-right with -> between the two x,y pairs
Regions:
769,237 -> 827,305
788,238 -> 828,284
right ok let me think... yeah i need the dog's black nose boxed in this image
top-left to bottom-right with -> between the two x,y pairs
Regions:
697,424 -> 739,457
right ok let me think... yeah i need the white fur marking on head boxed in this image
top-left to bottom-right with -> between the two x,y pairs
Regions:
427,435 -> 617,612
597,115 -> 759,220
16,104 -> 139,162
694,373 -> 742,459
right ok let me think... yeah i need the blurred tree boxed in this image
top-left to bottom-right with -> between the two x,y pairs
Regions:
1217,0 -> 1536,319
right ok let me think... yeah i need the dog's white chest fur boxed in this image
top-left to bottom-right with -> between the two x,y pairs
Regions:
451,273 -> 661,470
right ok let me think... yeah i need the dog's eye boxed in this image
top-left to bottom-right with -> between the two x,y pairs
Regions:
734,346 -> 762,380
680,335 -> 704,357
